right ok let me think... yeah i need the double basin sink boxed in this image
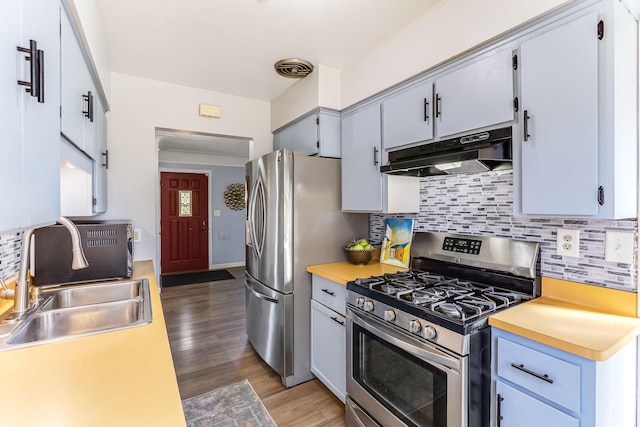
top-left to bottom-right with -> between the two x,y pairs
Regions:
0,278 -> 152,351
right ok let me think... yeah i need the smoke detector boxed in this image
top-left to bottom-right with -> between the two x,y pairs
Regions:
274,58 -> 314,78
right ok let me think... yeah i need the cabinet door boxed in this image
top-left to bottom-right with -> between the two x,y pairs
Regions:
496,381 -> 579,427
311,300 -> 346,402
61,8 -> 93,152
520,12 -> 598,215
93,98 -> 108,214
0,0 -> 23,231
291,113 -> 319,155
383,80 -> 434,150
317,111 -> 341,158
435,49 -> 514,138
341,104 -> 383,212
20,0 -> 61,228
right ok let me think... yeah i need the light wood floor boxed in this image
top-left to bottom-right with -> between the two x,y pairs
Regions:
160,267 -> 347,427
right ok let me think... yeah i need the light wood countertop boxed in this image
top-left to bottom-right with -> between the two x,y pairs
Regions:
489,277 -> 640,361
0,260 -> 185,426
307,260 -> 407,285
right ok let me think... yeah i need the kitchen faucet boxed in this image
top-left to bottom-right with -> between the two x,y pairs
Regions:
9,217 -> 89,319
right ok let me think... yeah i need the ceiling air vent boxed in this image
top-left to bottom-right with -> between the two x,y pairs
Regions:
274,58 -> 314,78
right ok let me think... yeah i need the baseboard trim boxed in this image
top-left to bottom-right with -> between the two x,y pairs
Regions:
210,262 -> 245,270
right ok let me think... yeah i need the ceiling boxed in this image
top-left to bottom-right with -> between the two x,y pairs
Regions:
94,0 -> 441,102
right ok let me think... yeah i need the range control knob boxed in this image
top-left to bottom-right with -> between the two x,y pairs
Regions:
423,326 -> 437,340
409,320 -> 422,334
363,300 -> 375,312
383,309 -> 396,322
355,297 -> 365,309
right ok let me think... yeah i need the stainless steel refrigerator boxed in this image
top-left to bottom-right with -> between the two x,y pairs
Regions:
245,149 -> 367,387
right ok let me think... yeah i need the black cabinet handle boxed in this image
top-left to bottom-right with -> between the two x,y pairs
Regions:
435,94 -> 442,118
373,147 -> 379,166
497,394 -> 504,427
330,316 -> 345,326
101,150 -> 109,169
510,363 -> 553,383
523,110 -> 531,141
83,91 -> 94,122
17,40 -> 43,102
423,98 -> 430,122
321,288 -> 335,296
36,48 -> 44,103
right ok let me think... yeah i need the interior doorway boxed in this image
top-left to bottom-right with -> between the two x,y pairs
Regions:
160,172 -> 210,274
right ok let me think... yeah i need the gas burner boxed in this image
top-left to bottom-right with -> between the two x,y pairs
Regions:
371,283 -> 405,295
387,279 -> 425,290
399,288 -> 448,305
436,302 -> 463,319
413,272 -> 446,285
353,277 -> 386,288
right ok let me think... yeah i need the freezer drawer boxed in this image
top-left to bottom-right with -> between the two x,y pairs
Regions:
245,273 -> 293,378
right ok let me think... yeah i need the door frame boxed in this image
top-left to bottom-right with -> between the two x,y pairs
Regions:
158,167 -> 213,274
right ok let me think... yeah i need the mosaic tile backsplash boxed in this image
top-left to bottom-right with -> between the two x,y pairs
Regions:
371,171 -> 638,291
0,233 -> 22,280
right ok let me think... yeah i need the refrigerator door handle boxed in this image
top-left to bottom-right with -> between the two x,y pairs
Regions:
246,284 -> 279,304
248,177 -> 266,258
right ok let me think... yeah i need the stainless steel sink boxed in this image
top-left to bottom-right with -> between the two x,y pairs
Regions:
40,279 -> 144,310
0,278 -> 152,351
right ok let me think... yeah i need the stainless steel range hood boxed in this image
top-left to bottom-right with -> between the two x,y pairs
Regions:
380,127 -> 512,177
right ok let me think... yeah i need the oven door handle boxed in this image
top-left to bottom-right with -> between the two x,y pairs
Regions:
349,308 -> 461,371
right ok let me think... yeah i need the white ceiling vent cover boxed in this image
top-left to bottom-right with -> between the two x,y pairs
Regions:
274,58 -> 314,78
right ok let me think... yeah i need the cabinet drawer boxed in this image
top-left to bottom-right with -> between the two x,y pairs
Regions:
496,337 -> 581,413
496,381 -> 579,427
312,275 -> 346,315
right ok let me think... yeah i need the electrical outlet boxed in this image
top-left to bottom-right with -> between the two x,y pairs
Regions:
605,231 -> 634,264
133,228 -> 142,243
557,228 -> 580,257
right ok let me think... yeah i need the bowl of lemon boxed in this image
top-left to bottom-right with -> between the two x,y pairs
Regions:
344,238 -> 376,265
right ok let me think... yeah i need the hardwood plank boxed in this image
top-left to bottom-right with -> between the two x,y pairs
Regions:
160,267 -> 346,426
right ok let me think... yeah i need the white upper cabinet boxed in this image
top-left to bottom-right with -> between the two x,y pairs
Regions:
382,80 -> 434,150
520,12 -> 599,216
434,49 -> 515,139
517,0 -> 638,219
0,0 -> 61,233
61,8 -> 97,158
341,103 -> 420,213
273,109 -> 341,157
381,49 -> 515,151
93,96 -> 108,214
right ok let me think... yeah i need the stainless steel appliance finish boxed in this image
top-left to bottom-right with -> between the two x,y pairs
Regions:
380,126 -> 512,177
245,149 -> 366,387
346,231 -> 539,427
32,220 -> 133,286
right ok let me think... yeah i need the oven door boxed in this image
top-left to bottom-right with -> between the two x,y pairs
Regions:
346,307 -> 465,427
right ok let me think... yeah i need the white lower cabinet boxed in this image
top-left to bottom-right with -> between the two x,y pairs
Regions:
492,328 -> 637,427
310,275 -> 346,402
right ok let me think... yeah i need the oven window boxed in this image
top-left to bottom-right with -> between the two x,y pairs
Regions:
353,323 -> 448,427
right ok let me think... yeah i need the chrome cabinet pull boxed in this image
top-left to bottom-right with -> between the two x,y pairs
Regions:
510,363 -> 553,383
373,147 -> 379,166
321,288 -> 335,296
523,110 -> 531,141
101,150 -> 109,169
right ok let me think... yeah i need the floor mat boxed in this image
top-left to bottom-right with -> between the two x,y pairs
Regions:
182,379 -> 277,427
161,269 -> 235,288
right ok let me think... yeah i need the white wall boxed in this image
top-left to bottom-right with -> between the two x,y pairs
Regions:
270,64 -> 341,131
340,0 -> 573,108
100,72 -> 271,265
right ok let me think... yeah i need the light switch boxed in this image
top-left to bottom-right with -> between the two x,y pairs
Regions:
133,228 -> 142,243
214,210 -> 221,217
605,231 -> 635,264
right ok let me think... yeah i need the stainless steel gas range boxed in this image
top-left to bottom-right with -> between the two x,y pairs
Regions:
345,231 -> 540,427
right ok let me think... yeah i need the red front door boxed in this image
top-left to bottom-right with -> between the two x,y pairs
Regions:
160,172 -> 209,274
